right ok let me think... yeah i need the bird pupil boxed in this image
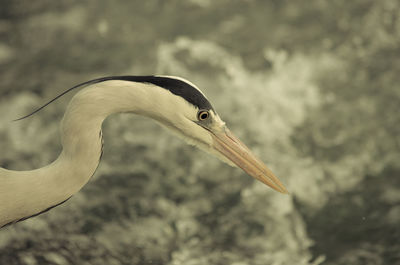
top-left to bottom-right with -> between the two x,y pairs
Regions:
201,113 -> 208,119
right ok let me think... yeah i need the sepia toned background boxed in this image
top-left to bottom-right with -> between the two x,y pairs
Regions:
0,0 -> 399,264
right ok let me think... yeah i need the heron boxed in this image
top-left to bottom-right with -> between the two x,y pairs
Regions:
0,75 -> 288,228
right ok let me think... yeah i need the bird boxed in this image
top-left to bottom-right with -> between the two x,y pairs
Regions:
0,75 -> 288,228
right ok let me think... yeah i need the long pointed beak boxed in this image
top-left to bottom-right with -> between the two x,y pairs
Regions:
210,127 -> 288,194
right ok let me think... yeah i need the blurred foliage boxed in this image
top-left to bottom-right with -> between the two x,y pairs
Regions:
0,0 -> 399,265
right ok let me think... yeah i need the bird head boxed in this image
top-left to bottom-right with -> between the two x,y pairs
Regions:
137,75 -> 288,194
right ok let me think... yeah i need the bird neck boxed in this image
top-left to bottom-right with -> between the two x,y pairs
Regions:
0,81 -> 156,227
58,81 -> 157,176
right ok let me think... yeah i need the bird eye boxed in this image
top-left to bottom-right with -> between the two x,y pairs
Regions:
197,110 -> 210,121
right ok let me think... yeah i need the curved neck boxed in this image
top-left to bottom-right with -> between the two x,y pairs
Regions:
0,81 -> 153,227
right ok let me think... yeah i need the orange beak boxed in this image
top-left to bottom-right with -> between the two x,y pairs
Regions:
210,127 -> 288,194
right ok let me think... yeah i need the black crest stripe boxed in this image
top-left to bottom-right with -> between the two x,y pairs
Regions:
15,76 -> 213,121
112,76 -> 213,111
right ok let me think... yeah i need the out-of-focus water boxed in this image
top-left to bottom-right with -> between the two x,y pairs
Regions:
0,1 -> 399,264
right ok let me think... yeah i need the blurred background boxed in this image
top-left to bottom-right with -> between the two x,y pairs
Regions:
0,0 -> 399,264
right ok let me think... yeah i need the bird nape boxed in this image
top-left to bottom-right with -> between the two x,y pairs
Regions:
0,75 -> 288,228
